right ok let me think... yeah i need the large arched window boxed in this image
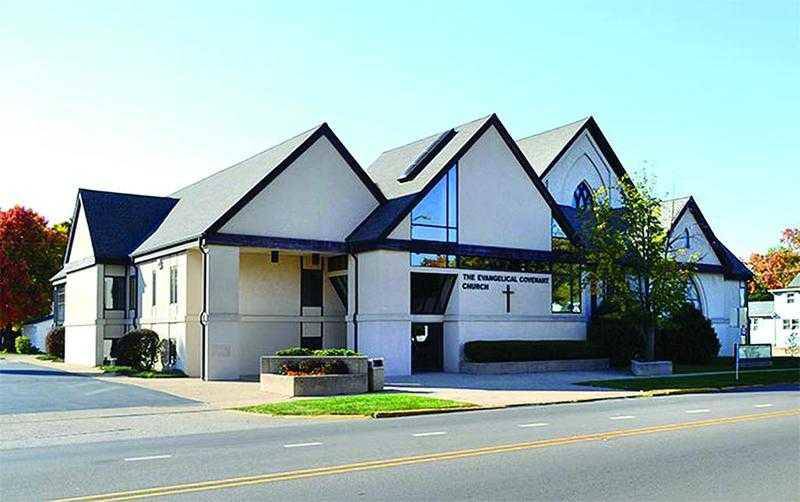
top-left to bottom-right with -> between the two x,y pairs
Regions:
685,278 -> 702,312
573,181 -> 593,210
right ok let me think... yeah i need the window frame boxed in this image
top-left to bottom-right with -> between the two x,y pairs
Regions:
151,270 -> 157,307
788,293 -> 795,304
169,266 -> 178,305
551,263 -> 582,314
103,275 -> 126,311
410,164 -> 458,268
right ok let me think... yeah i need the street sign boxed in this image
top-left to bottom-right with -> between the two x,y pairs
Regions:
734,343 -> 772,381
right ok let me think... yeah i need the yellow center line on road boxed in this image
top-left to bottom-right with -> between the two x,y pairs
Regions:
54,408 -> 800,502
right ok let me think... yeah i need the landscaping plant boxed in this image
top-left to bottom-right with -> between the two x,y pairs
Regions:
658,303 -> 720,364
45,326 -> 65,359
115,329 -> 160,371
14,335 -> 36,354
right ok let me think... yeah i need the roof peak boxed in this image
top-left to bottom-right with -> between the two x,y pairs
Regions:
171,122 -> 326,197
517,116 -> 591,142
377,114 -> 494,156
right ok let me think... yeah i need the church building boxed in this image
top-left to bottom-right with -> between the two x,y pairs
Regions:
50,114 -> 752,379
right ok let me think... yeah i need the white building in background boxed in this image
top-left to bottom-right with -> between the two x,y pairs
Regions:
50,114 -> 752,379
749,274 -> 800,349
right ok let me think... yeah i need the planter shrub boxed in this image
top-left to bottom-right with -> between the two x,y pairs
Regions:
279,358 -> 350,376
15,335 -> 36,354
116,329 -> 160,371
588,313 -> 643,368
463,340 -> 605,363
660,304 -> 720,365
45,326 -> 65,358
275,347 -> 360,357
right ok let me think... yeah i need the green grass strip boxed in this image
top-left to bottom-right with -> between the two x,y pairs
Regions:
580,368 -> 800,391
239,393 -> 474,416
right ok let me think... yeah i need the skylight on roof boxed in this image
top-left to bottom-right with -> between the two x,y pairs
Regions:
398,129 -> 456,182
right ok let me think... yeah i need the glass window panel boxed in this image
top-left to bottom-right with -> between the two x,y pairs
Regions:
551,218 -> 567,239
552,263 -> 581,314
447,166 -> 457,227
411,253 -> 452,268
411,225 -> 448,241
104,277 -> 125,311
128,276 -> 137,310
448,229 -> 458,242
411,176 -> 447,227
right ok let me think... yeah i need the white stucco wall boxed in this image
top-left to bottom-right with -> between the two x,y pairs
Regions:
137,250 -> 203,377
670,212 -> 722,266
67,205 -> 94,263
220,136 -> 379,241
64,265 -> 103,366
350,250 -> 411,376
542,130 -> 623,208
694,272 -> 744,356
22,318 -> 54,352
458,126 -> 552,251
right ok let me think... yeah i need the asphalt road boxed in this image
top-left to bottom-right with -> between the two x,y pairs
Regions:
0,361 -> 196,414
2,384 -> 798,501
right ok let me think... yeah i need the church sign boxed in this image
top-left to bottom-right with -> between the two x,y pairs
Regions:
460,272 -> 549,291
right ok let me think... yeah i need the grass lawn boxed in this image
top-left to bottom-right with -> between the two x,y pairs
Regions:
580,369 -> 800,392
239,393 -> 475,416
673,356 -> 799,374
99,365 -> 186,378
35,354 -> 63,362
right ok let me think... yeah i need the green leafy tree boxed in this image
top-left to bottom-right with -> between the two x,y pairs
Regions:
582,178 -> 696,361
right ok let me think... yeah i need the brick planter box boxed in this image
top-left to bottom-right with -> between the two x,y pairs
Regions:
630,359 -> 673,376
460,358 -> 610,375
260,356 -> 369,397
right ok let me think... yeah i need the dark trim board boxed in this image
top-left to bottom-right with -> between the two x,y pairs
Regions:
206,233 -> 348,253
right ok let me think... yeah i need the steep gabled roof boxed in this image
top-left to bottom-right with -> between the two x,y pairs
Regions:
516,116 -> 628,180
133,123 -> 384,257
352,114 -> 579,245
661,196 -> 752,281
66,189 -> 178,263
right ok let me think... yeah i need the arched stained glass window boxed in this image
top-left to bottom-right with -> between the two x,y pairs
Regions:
686,279 -> 702,312
573,182 -> 593,210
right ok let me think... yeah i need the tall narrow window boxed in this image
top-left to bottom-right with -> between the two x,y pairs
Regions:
573,181 -> 593,210
411,164 -> 457,267
128,274 -> 137,311
104,276 -> 125,311
169,266 -> 178,304
684,228 -> 691,249
151,270 -> 157,307
54,285 -> 65,325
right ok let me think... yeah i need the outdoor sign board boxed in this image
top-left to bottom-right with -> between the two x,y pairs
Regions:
734,343 -> 772,380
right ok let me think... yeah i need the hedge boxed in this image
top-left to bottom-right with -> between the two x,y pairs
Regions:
46,326 -> 65,359
115,329 -> 160,371
659,304 -> 720,364
463,340 -> 606,363
274,347 -> 360,357
15,336 -> 36,354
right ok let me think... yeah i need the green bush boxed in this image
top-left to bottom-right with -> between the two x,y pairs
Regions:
659,304 -> 720,365
14,336 -> 36,354
463,340 -> 605,363
588,312 -> 643,367
275,347 -> 360,357
116,329 -> 160,371
45,326 -> 65,358
275,347 -> 313,356
279,358 -> 349,375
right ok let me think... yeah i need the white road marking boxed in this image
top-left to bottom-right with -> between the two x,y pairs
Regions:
124,454 -> 172,462
283,442 -> 323,448
84,387 -> 115,396
754,404 -> 773,408
518,422 -> 549,428
412,431 -> 447,437
685,409 -> 710,414
609,415 -> 636,420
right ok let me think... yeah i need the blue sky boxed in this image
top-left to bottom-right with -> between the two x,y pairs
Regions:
1,1 -> 796,257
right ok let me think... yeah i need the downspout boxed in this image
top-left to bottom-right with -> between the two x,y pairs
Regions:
199,238 -> 209,381
350,253 -> 359,352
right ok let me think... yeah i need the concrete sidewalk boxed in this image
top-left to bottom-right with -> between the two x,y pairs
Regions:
5,354 -> 642,408
385,371 -> 640,407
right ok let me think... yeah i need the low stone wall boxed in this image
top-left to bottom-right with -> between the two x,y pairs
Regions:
630,359 -> 673,376
460,358 -> 610,375
260,356 -> 369,397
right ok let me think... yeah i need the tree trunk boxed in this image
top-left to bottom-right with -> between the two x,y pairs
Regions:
643,325 -> 656,361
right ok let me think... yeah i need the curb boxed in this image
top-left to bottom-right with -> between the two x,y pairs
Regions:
372,405 -> 500,418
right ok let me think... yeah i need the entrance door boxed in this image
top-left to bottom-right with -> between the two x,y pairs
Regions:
411,323 -> 443,372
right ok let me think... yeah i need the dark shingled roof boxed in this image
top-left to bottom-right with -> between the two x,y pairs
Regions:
77,189 -> 178,262
516,118 -> 590,175
347,194 -> 417,242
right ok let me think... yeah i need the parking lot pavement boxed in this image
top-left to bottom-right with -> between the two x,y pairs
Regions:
0,360 -> 197,415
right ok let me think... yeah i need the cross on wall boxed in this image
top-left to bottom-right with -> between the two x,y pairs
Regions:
502,285 -> 514,313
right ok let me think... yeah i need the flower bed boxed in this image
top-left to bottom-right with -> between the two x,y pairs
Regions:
260,355 -> 369,397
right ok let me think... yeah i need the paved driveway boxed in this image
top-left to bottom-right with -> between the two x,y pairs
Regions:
0,361 -> 197,414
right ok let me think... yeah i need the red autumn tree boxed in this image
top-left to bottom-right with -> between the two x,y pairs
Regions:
0,206 -> 68,330
748,227 -> 800,301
